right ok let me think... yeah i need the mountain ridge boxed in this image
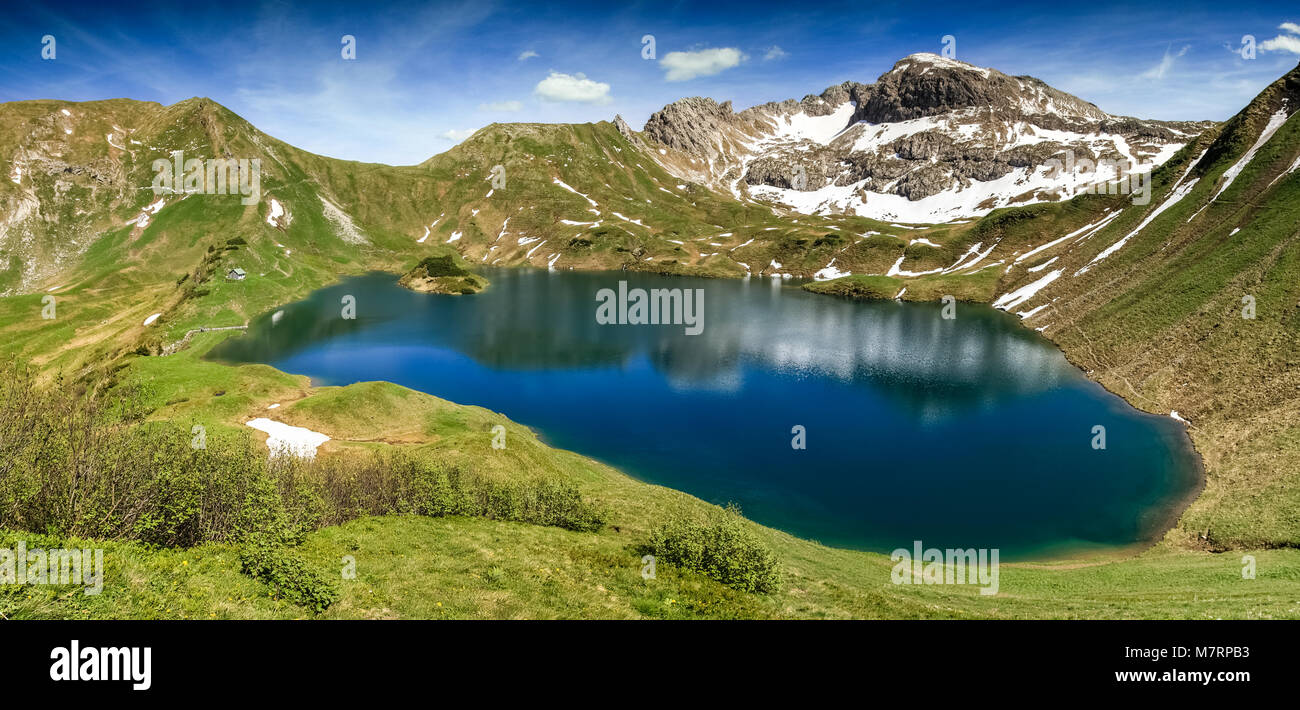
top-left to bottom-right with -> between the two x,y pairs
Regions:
0,54 -> 1299,622
638,52 -> 1214,221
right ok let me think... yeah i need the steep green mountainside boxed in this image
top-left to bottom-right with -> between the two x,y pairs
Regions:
1018,63 -> 1300,550
0,97 -> 918,377
816,61 -> 1300,550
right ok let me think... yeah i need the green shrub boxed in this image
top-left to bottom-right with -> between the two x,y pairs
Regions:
238,538 -> 339,613
0,367 -> 607,550
412,255 -> 467,277
648,506 -> 780,593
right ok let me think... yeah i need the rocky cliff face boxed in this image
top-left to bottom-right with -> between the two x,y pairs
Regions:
640,53 -> 1213,222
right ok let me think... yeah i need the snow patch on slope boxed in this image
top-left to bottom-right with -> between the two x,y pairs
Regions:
246,418 -> 330,459
1077,178 -> 1200,275
319,196 -> 368,244
993,269 -> 1062,311
1208,109 -> 1290,203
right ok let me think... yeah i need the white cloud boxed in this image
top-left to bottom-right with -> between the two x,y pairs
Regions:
518,50 -> 539,61
534,72 -> 612,104
763,46 -> 788,61
1261,35 -> 1300,54
478,100 -> 523,112
439,128 -> 478,142
1261,23 -> 1300,55
660,47 -> 746,81
1140,44 -> 1189,80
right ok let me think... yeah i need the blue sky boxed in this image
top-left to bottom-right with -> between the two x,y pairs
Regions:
2,0 -> 1298,165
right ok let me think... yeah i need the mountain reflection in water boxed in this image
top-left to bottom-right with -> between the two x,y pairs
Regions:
210,268 -> 1199,559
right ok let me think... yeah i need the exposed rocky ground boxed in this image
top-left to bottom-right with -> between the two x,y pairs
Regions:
640,53 -> 1214,222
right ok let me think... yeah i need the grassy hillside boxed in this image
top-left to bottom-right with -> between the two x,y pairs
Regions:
5,363 -> 1297,621
2,64 -> 1299,620
813,62 -> 1300,552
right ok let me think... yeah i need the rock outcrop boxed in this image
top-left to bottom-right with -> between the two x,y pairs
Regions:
637,52 -> 1215,222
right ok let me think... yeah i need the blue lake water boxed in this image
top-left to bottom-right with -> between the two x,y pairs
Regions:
208,268 -> 1201,560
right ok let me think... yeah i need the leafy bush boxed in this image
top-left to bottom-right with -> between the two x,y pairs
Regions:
238,538 -> 339,613
293,453 -> 606,533
648,506 -> 780,593
0,366 -> 607,547
412,255 -> 467,277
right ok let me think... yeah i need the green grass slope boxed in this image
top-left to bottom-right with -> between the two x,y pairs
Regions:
813,61 -> 1300,552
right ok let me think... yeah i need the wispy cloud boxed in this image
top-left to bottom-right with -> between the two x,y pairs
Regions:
660,47 -> 746,81
534,71 -> 611,104
1141,44 -> 1190,80
763,46 -> 789,61
517,49 -> 539,61
478,100 -> 523,112
1260,22 -> 1300,55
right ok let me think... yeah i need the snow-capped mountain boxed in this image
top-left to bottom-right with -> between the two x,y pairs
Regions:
638,53 -> 1213,223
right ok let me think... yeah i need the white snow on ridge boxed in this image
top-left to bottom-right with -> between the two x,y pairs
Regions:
319,196 -> 368,244
904,52 -> 991,78
813,259 -> 850,281
1209,109 -> 1290,204
769,101 -> 856,145
1014,210 -> 1119,264
1272,153 -> 1300,187
944,240 -> 999,274
886,255 -> 944,277
266,198 -> 286,227
743,103 -> 1187,223
552,177 -> 599,207
132,197 -> 167,229
611,212 -> 646,227
1026,256 -> 1058,273
1016,303 -> 1048,319
992,269 -> 1062,311
749,157 -> 1115,223
1077,178 -> 1200,275
849,114 -> 949,154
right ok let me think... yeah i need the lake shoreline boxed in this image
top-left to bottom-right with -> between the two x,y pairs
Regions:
207,264 -> 1206,564
795,273 -> 1211,559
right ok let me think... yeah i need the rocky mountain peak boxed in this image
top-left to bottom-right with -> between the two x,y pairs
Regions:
613,114 -> 637,142
635,53 -> 1214,222
642,97 -> 738,155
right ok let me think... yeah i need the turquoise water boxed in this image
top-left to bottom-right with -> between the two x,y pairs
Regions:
209,268 -> 1201,560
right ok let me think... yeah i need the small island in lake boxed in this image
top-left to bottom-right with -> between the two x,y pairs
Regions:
398,255 -> 489,295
